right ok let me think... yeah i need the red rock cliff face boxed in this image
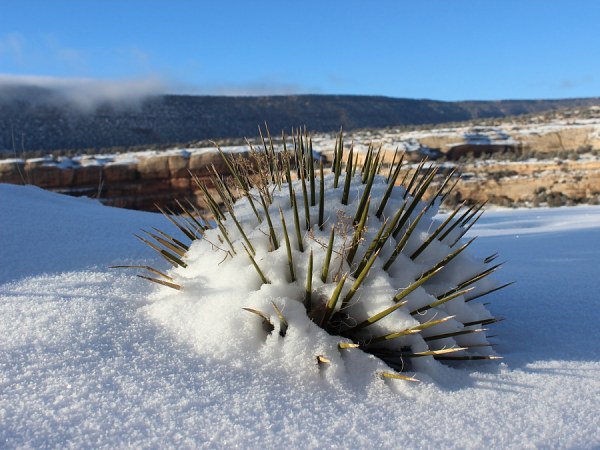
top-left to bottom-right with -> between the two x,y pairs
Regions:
2,148 -> 599,210
0,150 -> 240,211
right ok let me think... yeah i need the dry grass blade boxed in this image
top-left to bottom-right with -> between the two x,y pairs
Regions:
427,167 -> 458,209
300,160 -> 311,230
463,317 -> 504,327
344,299 -> 408,333
304,250 -> 313,311
397,163 -> 410,190
450,208 -> 485,248
266,123 -> 282,187
109,265 -> 174,280
333,128 -> 343,188
259,192 -> 279,250
352,151 -> 359,177
340,248 -> 381,311
434,355 -> 503,361
392,267 -> 443,303
201,194 -> 236,255
135,234 -> 187,268
210,149 -> 261,222
347,197 -> 370,265
155,204 -> 198,242
410,163 -> 435,198
151,227 -> 190,253
410,201 -> 465,260
338,342 -> 360,350
376,152 -> 404,218
316,355 -> 331,365
244,190 -> 263,224
420,237 -> 476,279
380,372 -> 419,382
438,203 -> 477,242
410,287 -> 474,315
243,307 -> 275,335
174,199 -> 207,233
185,198 -> 211,228
195,184 -> 225,223
465,281 -> 515,303
462,201 -> 487,227
386,148 -> 399,182
290,186 -> 304,252
308,136 -> 316,206
283,140 -> 294,199
225,201 -> 255,255
279,207 -> 296,282
391,170 -> 437,240
137,275 -> 182,291
209,167 -> 234,210
318,159 -> 325,230
321,226 -> 335,283
243,243 -> 270,285
383,206 -> 428,271
440,172 -> 462,203
354,217 -> 389,276
341,146 -> 354,205
321,273 -> 348,328
142,230 -> 186,257
216,145 -> 249,192
353,151 -> 379,225
292,129 -> 300,179
403,159 -> 427,199
462,343 -> 496,349
400,347 -> 467,357
165,205 -> 202,240
371,200 -> 408,257
409,164 -> 439,204
216,222 -> 237,255
271,302 -> 288,337
484,253 -> 499,264
437,263 -> 503,301
368,315 -> 456,344
258,124 -> 276,185
423,327 -> 487,342
361,143 -> 374,183
394,162 -> 438,227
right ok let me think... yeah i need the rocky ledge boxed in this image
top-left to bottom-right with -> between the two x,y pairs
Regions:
2,145 -> 599,211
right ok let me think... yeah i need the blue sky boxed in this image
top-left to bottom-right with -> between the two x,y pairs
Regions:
1,0 -> 599,101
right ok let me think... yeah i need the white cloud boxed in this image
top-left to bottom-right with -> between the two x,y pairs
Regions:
0,74 -> 167,110
0,32 -> 25,64
0,73 -> 319,113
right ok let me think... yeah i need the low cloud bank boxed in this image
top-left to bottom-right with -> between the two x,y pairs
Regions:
0,74 -> 167,110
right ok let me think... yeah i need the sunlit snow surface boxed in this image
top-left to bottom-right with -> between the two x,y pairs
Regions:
1,184 -> 599,449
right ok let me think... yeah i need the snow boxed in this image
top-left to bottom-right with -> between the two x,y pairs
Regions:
1,184 -> 600,449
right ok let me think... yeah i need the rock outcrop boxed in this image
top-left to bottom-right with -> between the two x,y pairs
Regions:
0,149 -> 239,211
1,147 -> 598,211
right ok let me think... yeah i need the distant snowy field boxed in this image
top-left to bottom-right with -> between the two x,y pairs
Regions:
1,184 -> 599,449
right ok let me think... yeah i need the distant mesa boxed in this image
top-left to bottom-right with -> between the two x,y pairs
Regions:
1,87 -> 600,152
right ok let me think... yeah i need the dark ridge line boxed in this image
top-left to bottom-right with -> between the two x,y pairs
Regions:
1,89 -> 600,152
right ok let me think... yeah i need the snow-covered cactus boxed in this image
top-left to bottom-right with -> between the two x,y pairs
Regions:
120,128 -> 511,382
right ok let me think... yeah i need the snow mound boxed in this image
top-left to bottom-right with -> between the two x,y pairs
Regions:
2,184 -> 600,448
144,155 -> 502,385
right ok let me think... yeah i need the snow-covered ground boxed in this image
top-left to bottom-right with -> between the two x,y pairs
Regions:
1,184 -> 599,449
